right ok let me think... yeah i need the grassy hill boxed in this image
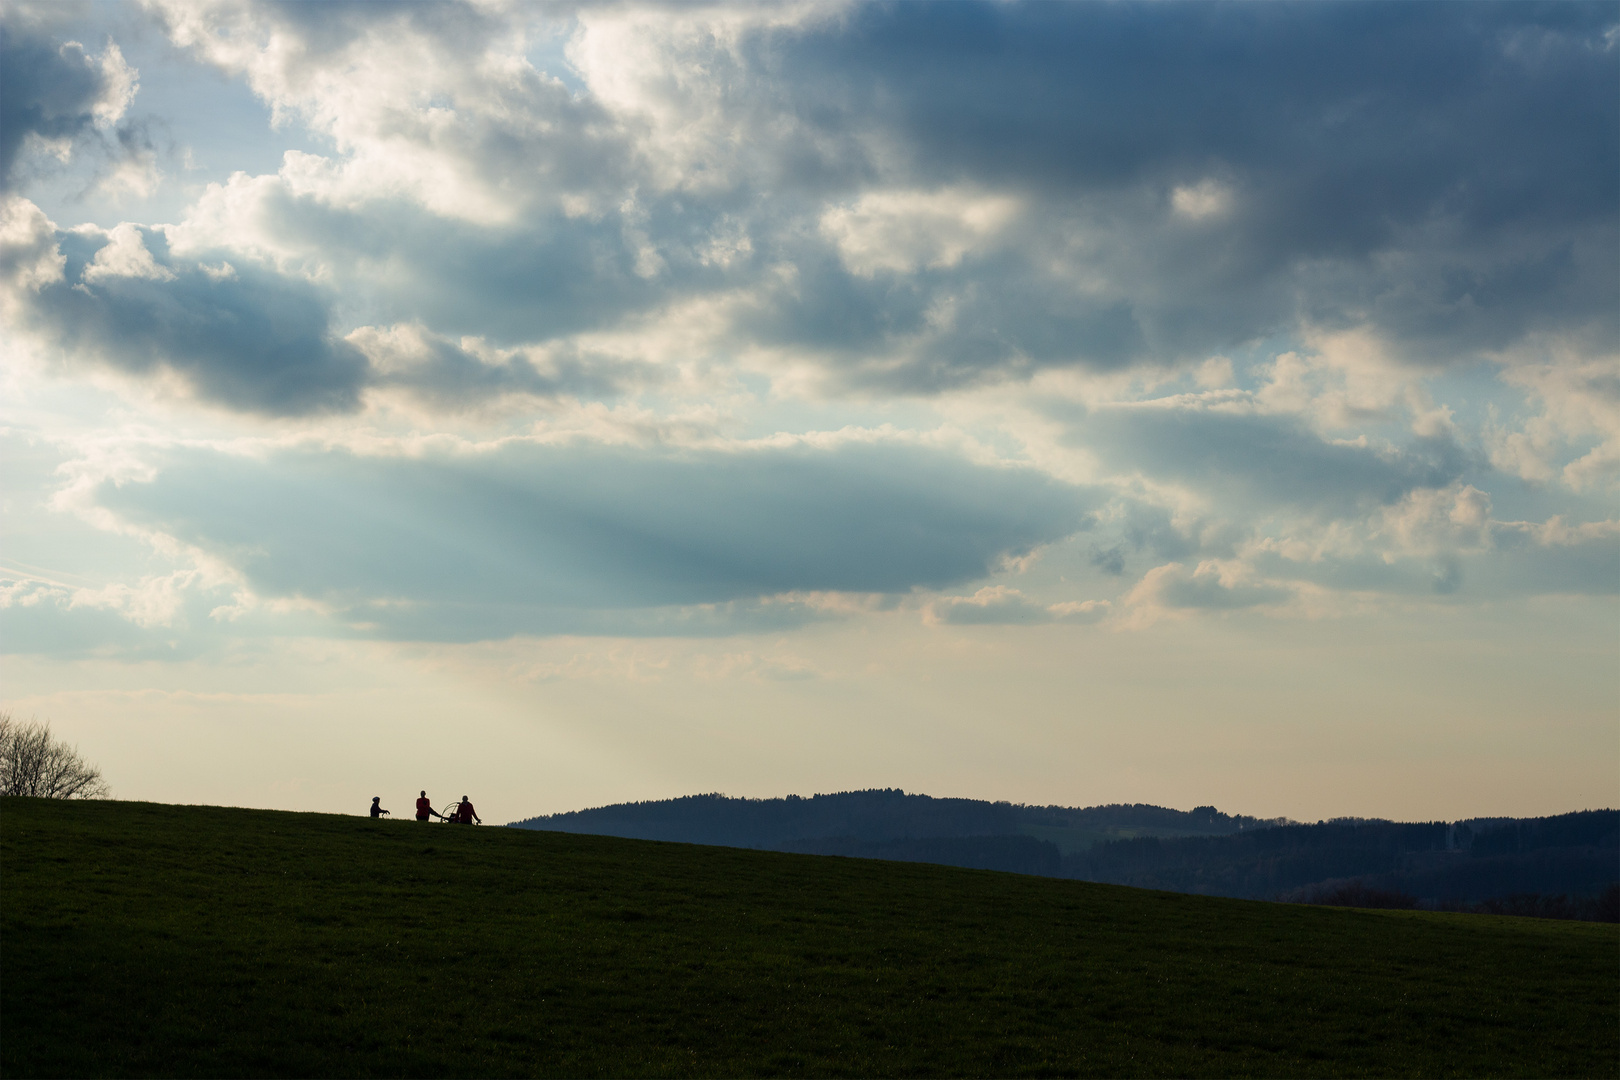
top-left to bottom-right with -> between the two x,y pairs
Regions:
2,798 -> 1615,1078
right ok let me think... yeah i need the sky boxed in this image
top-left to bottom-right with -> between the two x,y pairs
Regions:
1,0 -> 1616,825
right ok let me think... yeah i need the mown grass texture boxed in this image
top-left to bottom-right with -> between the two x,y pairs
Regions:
2,797 -> 1615,1078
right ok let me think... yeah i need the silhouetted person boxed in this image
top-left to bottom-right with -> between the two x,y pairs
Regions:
370,796 -> 390,819
453,796 -> 481,825
415,790 -> 443,822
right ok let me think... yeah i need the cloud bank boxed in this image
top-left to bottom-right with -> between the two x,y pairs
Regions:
8,2 -> 1610,411
80,438 -> 1093,640
1,0 -> 1615,654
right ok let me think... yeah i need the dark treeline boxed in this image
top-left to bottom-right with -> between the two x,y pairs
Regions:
1069,811 -> 1618,914
513,789 -> 1280,844
510,792 -> 1618,919
516,789 -> 1036,849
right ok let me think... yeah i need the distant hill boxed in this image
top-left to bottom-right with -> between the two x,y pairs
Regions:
511,792 -> 1619,915
510,789 -> 1281,874
512,788 -> 1280,840
1068,811 -> 1620,911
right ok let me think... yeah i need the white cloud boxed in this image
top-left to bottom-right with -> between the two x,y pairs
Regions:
67,570 -> 197,628
566,2 -> 846,193
164,169 -> 325,278
1125,561 -> 1292,624
1374,484 -> 1493,558
925,586 -> 1109,626
820,188 -> 1021,277
1490,348 -> 1620,492
198,261 -> 236,281
1170,179 -> 1232,221
148,0 -> 611,224
0,198 -> 67,309
88,40 -> 139,129
81,223 -> 175,283
6,1 -> 1616,635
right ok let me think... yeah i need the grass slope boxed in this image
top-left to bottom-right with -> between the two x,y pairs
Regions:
2,798 -> 1615,1078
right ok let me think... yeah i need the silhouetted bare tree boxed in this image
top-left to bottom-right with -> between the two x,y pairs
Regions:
0,714 -> 110,799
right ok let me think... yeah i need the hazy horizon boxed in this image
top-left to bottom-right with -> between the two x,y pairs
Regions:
3,1 -> 1615,825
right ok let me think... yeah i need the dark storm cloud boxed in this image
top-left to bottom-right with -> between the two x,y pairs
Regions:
94,439 -> 1094,640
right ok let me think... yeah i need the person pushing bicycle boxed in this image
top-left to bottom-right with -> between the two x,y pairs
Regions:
450,795 -> 481,825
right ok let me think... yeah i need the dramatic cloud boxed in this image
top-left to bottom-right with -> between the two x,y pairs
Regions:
37,0 -> 1592,408
2,0 -> 1615,647
1,19 -> 145,193
2,199 -> 657,415
4,208 -> 367,414
762,2 -> 1618,356
88,438 -> 1095,640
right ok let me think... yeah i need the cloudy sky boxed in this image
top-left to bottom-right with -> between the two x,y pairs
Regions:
3,1 -> 1615,823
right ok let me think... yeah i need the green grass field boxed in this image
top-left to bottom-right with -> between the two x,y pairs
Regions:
2,798 -> 1614,1078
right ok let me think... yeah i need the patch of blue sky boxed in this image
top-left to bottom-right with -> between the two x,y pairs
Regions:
0,427 -> 168,590
523,15 -> 587,97
17,3 -> 327,230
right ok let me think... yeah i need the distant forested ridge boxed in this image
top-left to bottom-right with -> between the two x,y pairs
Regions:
510,792 -> 1618,917
1067,811 -> 1618,910
511,790 -> 1282,878
511,788 -> 1274,858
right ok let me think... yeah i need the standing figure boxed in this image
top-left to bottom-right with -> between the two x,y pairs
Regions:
453,795 -> 481,825
370,796 -> 390,818
415,791 -> 443,822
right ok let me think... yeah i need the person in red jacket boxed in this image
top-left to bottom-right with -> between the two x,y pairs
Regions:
452,796 -> 481,825
415,791 -> 443,822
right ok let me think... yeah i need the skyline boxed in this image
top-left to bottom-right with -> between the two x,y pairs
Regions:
2,0 -> 1615,823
